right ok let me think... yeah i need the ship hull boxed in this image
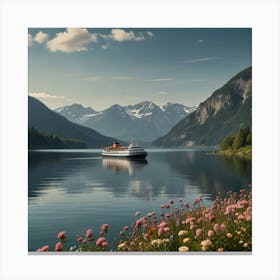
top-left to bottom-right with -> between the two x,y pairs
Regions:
101,151 -> 147,158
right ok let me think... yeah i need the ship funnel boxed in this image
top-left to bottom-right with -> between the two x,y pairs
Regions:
113,141 -> 120,149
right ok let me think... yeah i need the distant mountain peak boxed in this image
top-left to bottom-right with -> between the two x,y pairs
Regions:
54,103 -> 96,124
54,100 -> 196,142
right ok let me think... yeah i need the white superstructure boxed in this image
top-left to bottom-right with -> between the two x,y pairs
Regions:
101,141 -> 147,158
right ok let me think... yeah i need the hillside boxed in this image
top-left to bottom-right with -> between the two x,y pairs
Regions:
28,96 -> 118,148
152,67 -> 252,147
28,127 -> 88,149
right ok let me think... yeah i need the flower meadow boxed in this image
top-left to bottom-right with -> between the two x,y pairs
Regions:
36,187 -> 252,252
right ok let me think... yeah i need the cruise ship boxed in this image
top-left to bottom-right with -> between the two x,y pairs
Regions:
101,141 -> 147,158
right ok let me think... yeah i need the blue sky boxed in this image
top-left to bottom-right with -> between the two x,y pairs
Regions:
28,28 -> 251,110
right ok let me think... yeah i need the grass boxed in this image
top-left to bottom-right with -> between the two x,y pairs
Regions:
211,146 -> 252,159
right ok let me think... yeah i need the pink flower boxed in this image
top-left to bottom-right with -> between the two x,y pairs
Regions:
55,242 -> 63,251
208,230 -> 215,238
238,214 -> 245,221
169,200 -> 174,204
85,229 -> 93,238
57,231 -> 66,239
245,212 -> 252,221
220,224 -> 227,233
101,224 -> 109,232
239,200 -> 249,207
158,227 -> 164,236
101,241 -> 108,248
143,233 -> 149,240
164,227 -> 170,233
190,225 -> 196,230
123,226 -> 129,231
135,211 -> 141,216
96,237 -> 106,246
195,228 -> 203,238
37,245 -> 49,252
214,223 -> 221,233
208,215 -> 216,222
135,219 -> 142,228
184,203 -> 190,208
76,236 -> 83,243
120,231 -> 125,236
205,213 -> 211,219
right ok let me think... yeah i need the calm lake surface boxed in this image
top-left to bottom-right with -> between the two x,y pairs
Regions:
28,149 -> 251,251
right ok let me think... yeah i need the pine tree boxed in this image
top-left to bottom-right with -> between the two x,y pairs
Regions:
220,135 -> 235,151
246,131 -> 252,145
232,128 -> 247,150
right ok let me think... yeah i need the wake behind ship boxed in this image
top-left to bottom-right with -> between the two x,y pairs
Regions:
101,141 -> 147,158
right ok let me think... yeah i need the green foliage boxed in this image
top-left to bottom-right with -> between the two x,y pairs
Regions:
219,127 -> 252,156
220,135 -> 235,151
232,127 -> 251,151
246,131 -> 252,145
28,127 -> 87,149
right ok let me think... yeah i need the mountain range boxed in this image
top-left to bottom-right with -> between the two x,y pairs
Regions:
29,66 -> 251,149
152,67 -> 252,147
55,102 -> 196,142
28,96 -> 119,148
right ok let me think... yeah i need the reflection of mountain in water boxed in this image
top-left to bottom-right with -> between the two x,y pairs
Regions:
102,158 -> 147,176
29,150 -> 251,202
28,151 -> 100,199
164,152 -> 251,196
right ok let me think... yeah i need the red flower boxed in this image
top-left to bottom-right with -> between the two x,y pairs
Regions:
96,237 -> 106,246
55,242 -> 63,251
85,229 -> 93,238
101,224 -> 109,232
37,245 -> 49,252
57,231 -> 66,239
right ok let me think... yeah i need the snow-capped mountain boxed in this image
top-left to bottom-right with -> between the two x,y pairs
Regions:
54,101 -> 196,142
54,103 -> 97,124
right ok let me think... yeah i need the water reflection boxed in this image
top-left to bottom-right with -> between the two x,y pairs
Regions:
28,149 -> 252,251
220,155 -> 252,178
102,158 -> 148,176
29,150 -> 251,202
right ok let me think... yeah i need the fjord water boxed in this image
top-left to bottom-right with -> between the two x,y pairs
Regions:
28,149 -> 251,251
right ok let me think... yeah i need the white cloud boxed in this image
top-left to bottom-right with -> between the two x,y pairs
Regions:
46,28 -> 98,53
101,43 -> 109,49
101,29 -> 145,42
34,31 -> 49,44
134,32 -> 145,41
29,92 -> 65,99
82,76 -> 103,81
28,34 -> 33,47
146,31 -> 154,37
180,57 -> 217,64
